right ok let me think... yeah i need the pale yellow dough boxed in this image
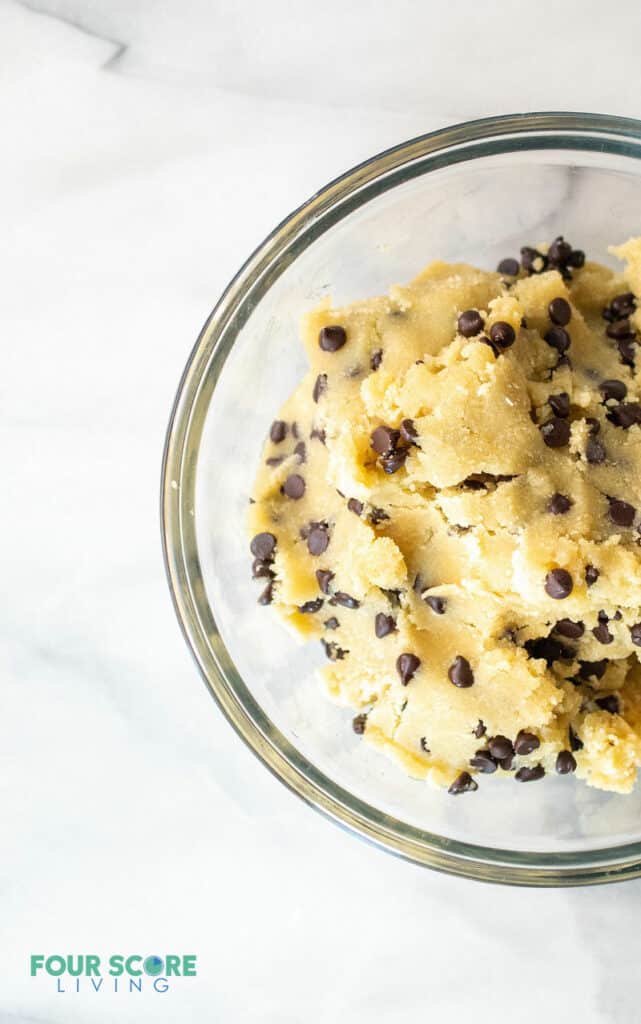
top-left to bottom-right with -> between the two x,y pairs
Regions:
249,238 -> 641,794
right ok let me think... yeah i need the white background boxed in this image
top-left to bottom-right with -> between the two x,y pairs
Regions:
3,1 -> 641,1021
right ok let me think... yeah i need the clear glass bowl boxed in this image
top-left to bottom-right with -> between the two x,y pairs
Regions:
162,112 -> 641,885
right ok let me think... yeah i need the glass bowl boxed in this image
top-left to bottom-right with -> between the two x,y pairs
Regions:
162,112 -> 641,886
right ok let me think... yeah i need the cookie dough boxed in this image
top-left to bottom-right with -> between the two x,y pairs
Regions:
248,236 -> 641,795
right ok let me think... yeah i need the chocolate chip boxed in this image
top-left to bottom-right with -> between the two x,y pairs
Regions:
595,694 -> 619,714
375,612 -> 396,638
448,655 -> 474,688
312,373 -> 327,403
585,417 -> 601,435
396,653 -> 421,685
400,419 -> 418,445
555,618 -> 584,640
606,319 -> 634,340
540,417 -> 570,447
489,321 -> 516,349
592,622 -> 614,644
294,441 -> 307,463
497,257 -> 520,276
611,292 -> 637,317
568,249 -> 585,269
630,624 -> 641,646
370,348 -> 383,372
347,498 -> 364,516
321,639 -> 346,661
252,558 -> 274,579
381,449 -> 409,474
548,492 -> 572,514
352,713 -> 367,735
315,569 -> 334,593
473,720 -> 486,738
545,568 -> 573,599
270,420 -> 287,443
525,636 -> 572,665
585,565 -> 600,586
548,392 -> 570,418
548,236 -> 573,265
488,735 -> 514,760
299,598 -> 323,614
608,497 -> 636,527
499,754 -> 515,771
514,730 -> 540,755
521,246 -> 548,274
258,580 -> 274,605
607,402 -> 641,429
425,595 -> 447,615
515,765 -> 545,782
319,325 -> 347,352
569,726 -> 583,751
544,327 -> 571,354
586,438 -> 606,464
331,592 -> 360,610
448,771 -> 478,795
420,737 -> 430,753
250,532 -> 277,560
548,297 -> 572,326
307,526 -> 329,556
556,750 -> 577,774
600,379 -> 627,402
579,659 -> 609,681
310,426 -> 326,445
458,309 -> 485,338
324,616 -> 339,629
470,750 -> 497,774
370,425 -> 400,455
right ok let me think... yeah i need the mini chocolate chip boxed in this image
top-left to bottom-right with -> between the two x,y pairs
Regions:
294,441 -> 307,462
548,392 -> 570,418
514,730 -> 540,755
331,592 -> 360,610
595,694 -> 620,714
473,720 -> 486,738
420,737 -> 430,754
611,292 -> 637,317
299,598 -> 323,614
600,379 -> 627,402
578,659 -> 609,681
548,492 -> 572,514
266,456 -> 285,467
585,564 -> 600,586
258,580 -> 274,605
592,623 -> 613,644
598,609 -> 609,623
270,420 -> 287,443
613,610 -> 623,620
608,497 -> 636,527
515,765 -> 545,782
347,498 -> 364,516
497,257 -> 520,276
585,417 -> 601,435
555,618 -> 585,640
548,297 -> 572,326
252,558 -> 274,579
544,327 -> 571,354
315,569 -> 334,593
606,319 -> 634,340
569,726 -> 583,751
312,373 -> 327,402
310,426 -> 326,445
541,417 -> 570,447
396,653 -> 421,685
545,568 -> 573,599
324,616 -> 339,630
556,750 -> 577,774
586,438 -> 606,464
250,532 -> 277,560
400,419 -> 418,444
500,754 -> 516,771
448,771 -> 478,795
321,639 -> 347,661
488,735 -> 514,761
630,624 -> 641,646
458,309 -> 485,337
489,321 -> 516,348
425,595 -> 447,615
521,246 -> 548,274
617,338 -> 637,366
352,713 -> 367,735
369,507 -> 390,526
370,348 -> 383,372
548,236 -> 573,265
370,425 -> 400,455
319,325 -> 347,352
448,655 -> 474,688
375,612 -> 396,638
308,526 -> 329,556
470,750 -> 497,774
381,449 -> 408,474
607,402 -> 641,429
568,249 -> 585,269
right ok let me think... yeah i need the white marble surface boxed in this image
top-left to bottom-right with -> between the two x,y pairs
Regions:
3,1 -> 641,1021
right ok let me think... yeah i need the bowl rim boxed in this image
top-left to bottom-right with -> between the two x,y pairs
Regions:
161,111 -> 641,886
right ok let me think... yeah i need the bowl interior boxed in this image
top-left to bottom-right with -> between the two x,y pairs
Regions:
173,125 -> 641,874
